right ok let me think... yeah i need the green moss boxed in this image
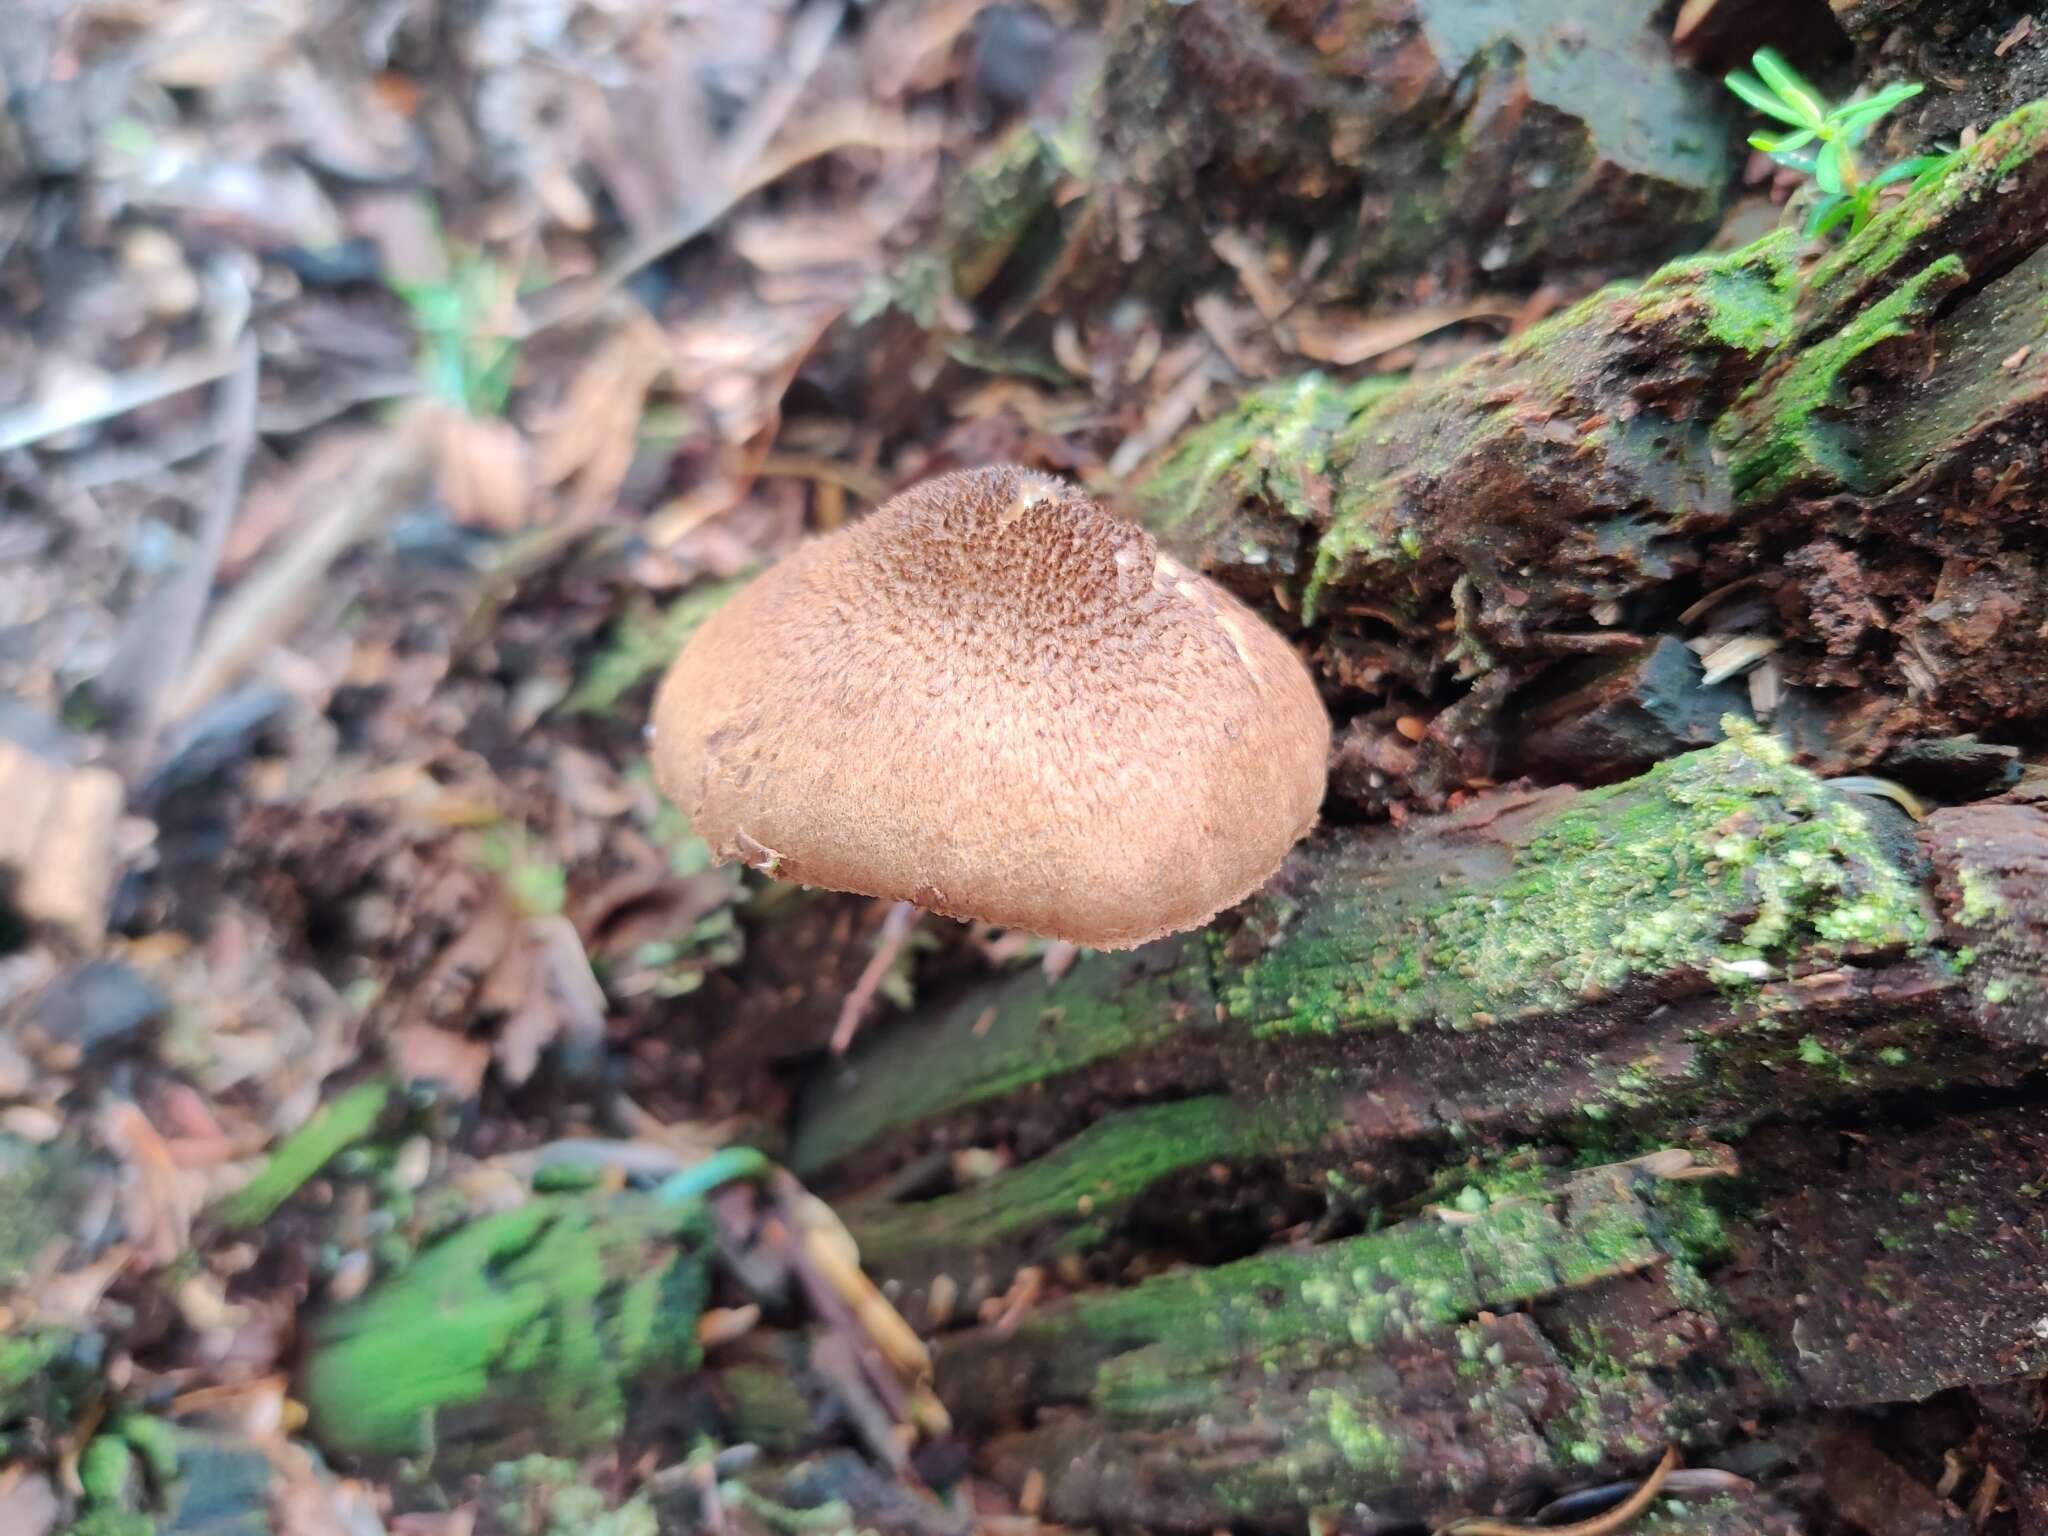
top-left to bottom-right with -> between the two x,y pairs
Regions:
299,1189 -> 710,1466
720,1367 -> 813,1455
1135,226 -> 1795,628
0,1135 -> 84,1286
1136,373 -> 1401,543
565,576 -> 748,715
790,948 -> 1211,1176
1720,255 -> 1967,504
63,1512 -> 156,1536
1956,864 -> 2009,927
1032,1163 -> 1678,1412
847,1091 -> 1329,1270
1575,230 -> 1802,355
1318,1392 -> 1403,1478
1012,1157 -> 1753,1515
848,251 -> 951,330
78,1435 -> 139,1504
214,1081 -> 391,1228
0,1325 -> 100,1451
1234,720 -> 1931,1038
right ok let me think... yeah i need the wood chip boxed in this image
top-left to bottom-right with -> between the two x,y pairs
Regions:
1698,634 -> 1779,686
1994,14 -> 2034,56
0,742 -> 124,947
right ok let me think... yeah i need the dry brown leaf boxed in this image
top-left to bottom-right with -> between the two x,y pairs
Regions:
436,414 -> 534,532
1287,298 -> 1515,367
533,315 -> 674,522
392,1023 -> 491,1099
0,743 -> 124,947
100,1099 -> 198,1269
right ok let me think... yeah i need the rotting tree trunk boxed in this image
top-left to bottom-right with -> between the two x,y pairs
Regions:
773,78 -> 2048,1535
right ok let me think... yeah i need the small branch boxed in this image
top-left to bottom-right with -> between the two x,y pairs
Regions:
122,335 -> 260,779
513,0 -> 850,338
1440,1445 -> 1680,1536
0,348 -> 242,454
834,899 -> 920,1053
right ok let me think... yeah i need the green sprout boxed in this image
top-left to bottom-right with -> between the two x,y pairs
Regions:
392,248 -> 521,417
1726,49 -> 1954,239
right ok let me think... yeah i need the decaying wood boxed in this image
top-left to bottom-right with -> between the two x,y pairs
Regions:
778,82 -> 2048,1535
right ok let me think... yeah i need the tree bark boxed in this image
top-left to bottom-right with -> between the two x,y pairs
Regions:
780,62 -> 2048,1533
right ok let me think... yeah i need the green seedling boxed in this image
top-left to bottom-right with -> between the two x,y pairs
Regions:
1726,49 -> 1954,239
392,247 -> 521,417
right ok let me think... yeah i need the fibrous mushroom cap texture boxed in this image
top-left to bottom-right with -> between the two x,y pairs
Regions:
651,465 -> 1330,949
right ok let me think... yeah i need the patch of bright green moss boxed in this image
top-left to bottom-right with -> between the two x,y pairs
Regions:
1721,255 -> 1967,505
847,1091 -> 1329,1271
299,1189 -> 711,1466
1318,1391 -> 1404,1478
1039,1165 -> 1676,1416
1956,863 -> 2009,927
1231,721 -> 1931,1038
1517,229 -> 1800,359
1136,373 -> 1401,543
1027,1159 -> 1752,1516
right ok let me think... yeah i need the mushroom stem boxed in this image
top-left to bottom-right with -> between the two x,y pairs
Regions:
832,899 -> 921,1054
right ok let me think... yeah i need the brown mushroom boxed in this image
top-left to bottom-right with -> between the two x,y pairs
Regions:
650,465 -> 1329,949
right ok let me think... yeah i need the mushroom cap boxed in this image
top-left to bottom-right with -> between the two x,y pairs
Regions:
650,465 -> 1330,949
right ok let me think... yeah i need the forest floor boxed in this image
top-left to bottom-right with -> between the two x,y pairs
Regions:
3,0 -> 2046,1533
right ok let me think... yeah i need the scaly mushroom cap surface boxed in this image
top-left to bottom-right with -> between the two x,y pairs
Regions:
650,465 -> 1330,949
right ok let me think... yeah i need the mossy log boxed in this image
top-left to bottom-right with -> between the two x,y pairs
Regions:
782,98 -> 2048,1533
1140,97 -> 2048,792
787,755 -> 2048,1526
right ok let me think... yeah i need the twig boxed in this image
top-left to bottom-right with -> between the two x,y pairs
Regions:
0,347 -> 243,453
833,899 -> 920,1053
163,403 -> 439,722
514,0 -> 849,337
120,336 -> 260,779
1106,345 -> 1228,478
1535,1468 -> 1750,1523
1439,1445 -> 1680,1536
754,450 -> 891,505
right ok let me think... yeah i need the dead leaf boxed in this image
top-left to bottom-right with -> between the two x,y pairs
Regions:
437,413 -> 534,532
0,743 -> 124,947
392,1024 -> 491,1099
101,1099 -> 198,1269
533,315 -> 673,522
1287,298 -> 1515,367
